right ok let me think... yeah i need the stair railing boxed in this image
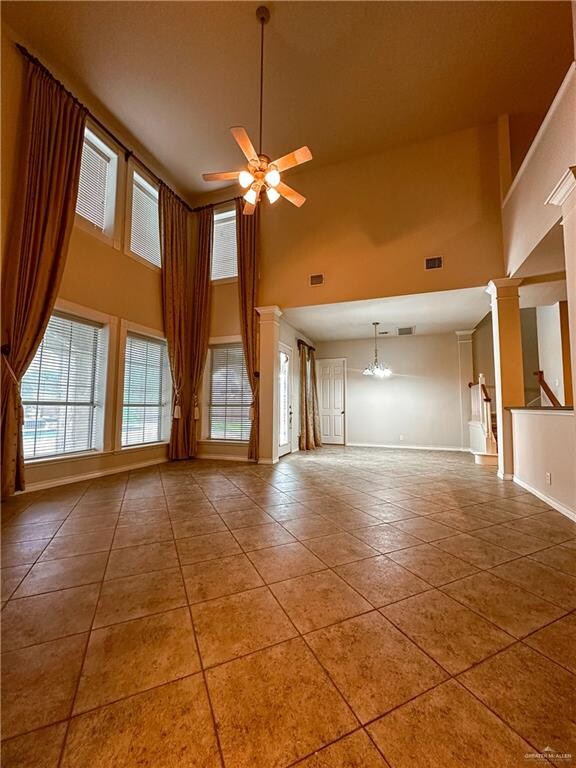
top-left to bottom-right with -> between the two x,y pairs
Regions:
533,370 -> 561,407
468,374 -> 496,447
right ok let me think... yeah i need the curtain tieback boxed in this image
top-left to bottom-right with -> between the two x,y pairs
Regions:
173,384 -> 182,420
192,393 -> 200,421
1,349 -> 20,387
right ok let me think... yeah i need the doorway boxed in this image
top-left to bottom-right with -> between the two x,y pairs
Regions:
317,357 -> 346,445
278,344 -> 293,456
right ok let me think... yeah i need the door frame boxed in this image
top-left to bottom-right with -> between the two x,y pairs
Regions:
278,342 -> 294,457
316,356 -> 347,446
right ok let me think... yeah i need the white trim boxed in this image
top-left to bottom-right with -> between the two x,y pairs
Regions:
545,167 -> 576,207
19,457 -> 168,494
123,159 -> 161,271
497,471 -> 514,481
512,475 -> 576,522
208,335 -> 242,345
258,457 -> 279,465
346,442 -> 470,453
197,453 -> 252,462
503,62 -> 576,206
510,408 -> 574,416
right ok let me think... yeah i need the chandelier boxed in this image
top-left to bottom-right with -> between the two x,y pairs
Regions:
363,322 -> 392,378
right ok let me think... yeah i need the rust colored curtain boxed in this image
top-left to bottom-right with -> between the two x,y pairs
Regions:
189,206 -> 214,457
159,185 -> 195,459
1,56 -> 87,498
236,199 -> 260,461
298,342 -> 322,451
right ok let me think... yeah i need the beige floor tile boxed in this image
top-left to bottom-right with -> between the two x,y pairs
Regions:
39,530 -> 113,561
2,522 -> 62,542
388,543 -> 478,585
105,540 -> 179,580
94,568 -> 186,627
271,570 -> 371,632
529,545 -> 576,577
490,558 -> 576,610
11,507 -> 70,526
1,565 -> 30,601
391,517 -> 457,541
442,571 -> 566,637
168,501 -> 216,520
324,508 -> 382,531
368,679 -> 536,768
176,531 -> 242,564
524,613 -> 576,674
266,503 -> 317,522
74,607 -> 199,712
247,542 -> 325,583
211,497 -> 259,513
171,514 -> 227,539
335,555 -> 430,607
183,553 -> 264,603
207,638 -> 356,768
459,644 -> 576,759
281,515 -> 343,540
120,496 -> 166,513
503,517 -> 573,545
193,586 -> 297,666
14,552 -> 108,597
472,524 -> 549,555
393,498 -> 446,516
56,514 -> 119,536
220,508 -> 276,529
304,532 -> 378,566
434,533 -> 517,568
1,722 -> 67,768
233,523 -> 297,551
1,539 -> 51,567
352,524 -> 423,554
381,589 -> 514,674
428,510 -> 492,532
1,584 -> 100,651
62,675 -> 220,768
2,634 -> 87,739
112,522 -> 173,549
307,611 -> 446,723
361,504 -> 418,522
529,510 -> 576,535
294,730 -> 389,767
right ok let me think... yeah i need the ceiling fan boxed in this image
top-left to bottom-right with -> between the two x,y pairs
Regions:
202,6 -> 312,215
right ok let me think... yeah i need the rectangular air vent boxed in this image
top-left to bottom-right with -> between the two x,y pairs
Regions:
425,256 -> 443,270
309,273 -> 325,286
396,326 -> 415,336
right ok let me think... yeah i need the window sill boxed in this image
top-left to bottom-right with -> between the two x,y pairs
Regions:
199,439 -> 248,446
124,249 -> 162,272
120,442 -> 170,452
25,449 -> 104,466
211,276 -> 238,286
74,215 -> 118,249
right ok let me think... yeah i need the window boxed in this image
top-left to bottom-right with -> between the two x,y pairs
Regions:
129,170 -> 161,267
208,344 -> 251,440
122,333 -> 171,446
76,127 -> 117,235
211,207 -> 237,280
21,314 -> 107,460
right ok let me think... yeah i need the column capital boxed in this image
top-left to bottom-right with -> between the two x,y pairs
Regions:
486,278 -> 523,299
545,166 -> 576,208
455,330 -> 475,341
256,305 -> 283,323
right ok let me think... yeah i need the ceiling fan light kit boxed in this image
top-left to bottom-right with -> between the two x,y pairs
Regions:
363,322 -> 393,378
202,6 -> 312,214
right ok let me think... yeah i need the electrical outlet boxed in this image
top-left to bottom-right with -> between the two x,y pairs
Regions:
545,472 -> 552,486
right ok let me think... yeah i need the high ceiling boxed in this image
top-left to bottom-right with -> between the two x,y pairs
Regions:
3,2 -> 573,199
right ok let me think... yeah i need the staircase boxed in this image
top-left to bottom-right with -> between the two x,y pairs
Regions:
468,374 -> 498,466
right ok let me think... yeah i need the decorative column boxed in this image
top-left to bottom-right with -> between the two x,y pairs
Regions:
455,330 -> 475,451
255,305 -> 282,465
487,279 -> 525,479
546,167 -> 576,408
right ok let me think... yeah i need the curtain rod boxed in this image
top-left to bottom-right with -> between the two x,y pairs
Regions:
16,43 -> 194,214
297,339 -> 316,352
192,197 -> 239,213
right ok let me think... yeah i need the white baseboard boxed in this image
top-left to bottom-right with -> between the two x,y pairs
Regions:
497,471 -> 513,481
20,457 -> 169,494
258,458 -> 279,465
346,442 -> 470,453
512,475 -> 576,522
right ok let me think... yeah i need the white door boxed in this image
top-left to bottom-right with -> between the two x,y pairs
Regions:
317,358 -> 346,445
278,345 -> 293,457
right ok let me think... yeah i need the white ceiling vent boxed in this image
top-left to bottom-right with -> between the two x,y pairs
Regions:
309,273 -> 325,287
425,256 -> 443,270
396,326 -> 415,336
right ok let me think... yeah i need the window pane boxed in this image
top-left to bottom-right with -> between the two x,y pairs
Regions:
130,172 -> 161,268
21,314 -> 104,460
209,344 -> 251,441
122,334 -> 171,446
211,208 -> 237,280
76,128 -> 115,232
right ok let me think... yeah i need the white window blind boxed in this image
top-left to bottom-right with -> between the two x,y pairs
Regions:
130,171 -> 161,268
122,333 -> 171,446
209,344 -> 251,440
21,314 -> 106,460
75,128 -> 116,232
211,208 -> 237,280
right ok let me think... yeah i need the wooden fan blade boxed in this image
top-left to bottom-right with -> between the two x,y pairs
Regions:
276,182 -> 306,208
230,127 -> 259,163
202,171 -> 240,181
243,201 -> 256,215
272,146 -> 312,173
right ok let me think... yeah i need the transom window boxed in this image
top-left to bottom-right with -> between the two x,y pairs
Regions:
208,344 -> 251,440
211,207 -> 237,281
75,127 -> 117,235
129,170 -> 161,268
122,333 -> 171,446
21,313 -> 107,460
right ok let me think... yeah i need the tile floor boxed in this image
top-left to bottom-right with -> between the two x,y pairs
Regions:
1,446 -> 575,767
